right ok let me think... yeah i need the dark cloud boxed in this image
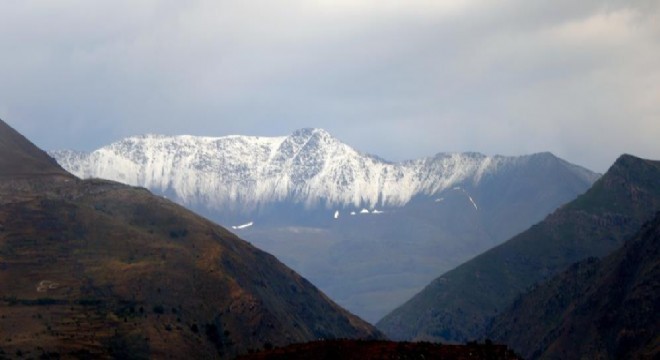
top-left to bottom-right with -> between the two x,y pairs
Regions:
1,0 -> 658,172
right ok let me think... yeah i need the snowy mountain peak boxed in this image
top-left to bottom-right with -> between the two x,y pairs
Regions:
50,129 -> 597,213
290,127 -> 332,139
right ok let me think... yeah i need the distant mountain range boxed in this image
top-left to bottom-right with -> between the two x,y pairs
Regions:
51,129 -> 599,322
0,119 -> 380,359
377,154 -> 660,345
52,128 -> 597,215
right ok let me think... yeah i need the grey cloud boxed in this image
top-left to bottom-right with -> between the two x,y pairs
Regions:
1,0 -> 658,172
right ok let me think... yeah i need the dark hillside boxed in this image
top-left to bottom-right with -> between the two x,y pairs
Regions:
488,212 -> 660,359
0,119 -> 381,359
0,119 -> 69,178
378,154 -> 660,343
237,339 -> 521,360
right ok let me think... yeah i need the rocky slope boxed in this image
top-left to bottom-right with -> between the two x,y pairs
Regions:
51,128 -> 597,217
0,119 -> 381,359
377,154 -> 660,343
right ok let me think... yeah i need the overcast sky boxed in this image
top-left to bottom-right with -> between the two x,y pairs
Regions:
1,0 -> 658,172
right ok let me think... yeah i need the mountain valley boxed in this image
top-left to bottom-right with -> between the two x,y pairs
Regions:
52,129 -> 599,322
378,154 -> 660,346
2,118 -> 657,359
0,120 -> 381,359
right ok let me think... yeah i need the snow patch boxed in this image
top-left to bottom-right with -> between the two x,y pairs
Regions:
232,222 -> 253,230
360,209 -> 370,214
452,187 -> 478,210
334,210 -> 339,219
468,196 -> 478,210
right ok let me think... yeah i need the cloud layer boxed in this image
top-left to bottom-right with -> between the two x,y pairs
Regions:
1,0 -> 658,171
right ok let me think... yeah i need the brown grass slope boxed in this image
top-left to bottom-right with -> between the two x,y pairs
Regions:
0,119 -> 381,359
378,154 -> 660,343
488,211 -> 660,359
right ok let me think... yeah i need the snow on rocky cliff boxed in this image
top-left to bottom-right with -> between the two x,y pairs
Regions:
50,128 -> 584,212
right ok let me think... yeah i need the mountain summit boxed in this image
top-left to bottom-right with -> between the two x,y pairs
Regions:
0,120 -> 381,358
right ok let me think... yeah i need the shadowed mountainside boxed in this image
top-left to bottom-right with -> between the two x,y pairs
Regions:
0,120 -> 69,178
487,211 -> 660,359
378,154 -> 660,343
236,339 -> 521,360
0,119 -> 381,359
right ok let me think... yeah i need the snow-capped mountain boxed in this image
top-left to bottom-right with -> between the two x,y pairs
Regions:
50,128 -> 600,323
51,128 -> 595,213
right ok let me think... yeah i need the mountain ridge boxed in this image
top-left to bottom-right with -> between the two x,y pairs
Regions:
377,154 -> 660,342
50,128 -> 598,214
